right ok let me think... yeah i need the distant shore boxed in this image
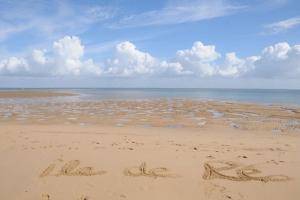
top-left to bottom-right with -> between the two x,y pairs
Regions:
0,90 -> 75,98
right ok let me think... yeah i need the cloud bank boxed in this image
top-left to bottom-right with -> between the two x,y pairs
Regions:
1,36 -> 299,79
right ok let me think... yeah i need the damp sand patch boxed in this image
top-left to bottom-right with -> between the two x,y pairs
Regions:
208,110 -> 225,119
0,91 -> 75,98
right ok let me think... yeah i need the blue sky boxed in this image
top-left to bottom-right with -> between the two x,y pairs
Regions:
0,0 -> 300,88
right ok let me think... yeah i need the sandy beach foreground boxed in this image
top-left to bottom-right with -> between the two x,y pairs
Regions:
0,94 -> 299,200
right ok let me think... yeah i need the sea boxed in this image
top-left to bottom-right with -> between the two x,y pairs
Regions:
0,88 -> 300,106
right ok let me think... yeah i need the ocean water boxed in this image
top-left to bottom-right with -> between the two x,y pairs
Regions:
69,88 -> 300,105
1,88 -> 300,106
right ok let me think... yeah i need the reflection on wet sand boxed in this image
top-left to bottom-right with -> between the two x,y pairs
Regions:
1,99 -> 299,132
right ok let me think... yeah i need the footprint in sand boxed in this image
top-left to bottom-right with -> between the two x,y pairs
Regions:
202,160 -> 290,182
206,155 -> 215,159
124,162 -> 178,178
41,194 -> 89,200
79,195 -> 89,200
41,194 -> 50,200
238,155 -> 248,159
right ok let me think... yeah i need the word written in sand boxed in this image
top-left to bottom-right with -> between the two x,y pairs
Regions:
124,162 -> 177,178
40,159 -> 290,182
40,160 -> 106,177
203,161 -> 290,182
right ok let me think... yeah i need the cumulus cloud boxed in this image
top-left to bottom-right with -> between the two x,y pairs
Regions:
0,57 -> 29,75
1,36 -> 300,79
0,36 -> 102,77
251,43 -> 300,78
50,36 -> 103,76
218,53 -> 259,77
30,49 -> 47,65
105,41 -> 190,76
104,40 -> 300,79
173,41 -> 300,79
175,41 -> 220,76
105,41 -> 157,76
262,42 -> 290,59
52,36 -> 85,75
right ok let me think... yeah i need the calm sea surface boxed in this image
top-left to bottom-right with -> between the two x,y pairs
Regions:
1,88 -> 299,106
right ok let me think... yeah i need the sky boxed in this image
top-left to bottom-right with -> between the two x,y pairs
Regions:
0,0 -> 300,88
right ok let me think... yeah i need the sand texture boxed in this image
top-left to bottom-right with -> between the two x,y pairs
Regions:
0,98 -> 299,200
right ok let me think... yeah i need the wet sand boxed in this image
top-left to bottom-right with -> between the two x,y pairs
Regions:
0,91 -> 74,98
0,98 -> 299,200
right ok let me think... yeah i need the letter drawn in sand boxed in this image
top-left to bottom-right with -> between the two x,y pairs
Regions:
40,163 -> 56,177
202,161 -> 290,182
124,162 -> 177,178
39,160 -> 106,177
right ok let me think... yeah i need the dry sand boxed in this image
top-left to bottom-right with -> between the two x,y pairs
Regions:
0,97 -> 299,200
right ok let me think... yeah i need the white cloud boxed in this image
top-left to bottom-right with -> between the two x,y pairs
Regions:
50,36 -> 104,76
173,41 -> 300,79
251,43 -> 300,78
110,0 -> 243,28
53,36 -> 84,60
106,41 -> 157,76
176,41 -> 220,62
159,61 -> 193,76
52,36 -> 85,75
1,36 -> 300,80
30,49 -> 47,65
265,16 -> 300,34
175,41 -> 220,76
217,53 -> 259,77
25,49 -> 49,76
0,57 -> 29,75
105,41 -> 189,76
262,42 -> 290,59
0,35 -> 102,77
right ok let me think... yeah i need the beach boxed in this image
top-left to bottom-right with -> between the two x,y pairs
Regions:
0,90 -> 299,200
2,0 -> 300,199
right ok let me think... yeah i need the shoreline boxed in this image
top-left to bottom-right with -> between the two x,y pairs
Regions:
0,88 -> 299,107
